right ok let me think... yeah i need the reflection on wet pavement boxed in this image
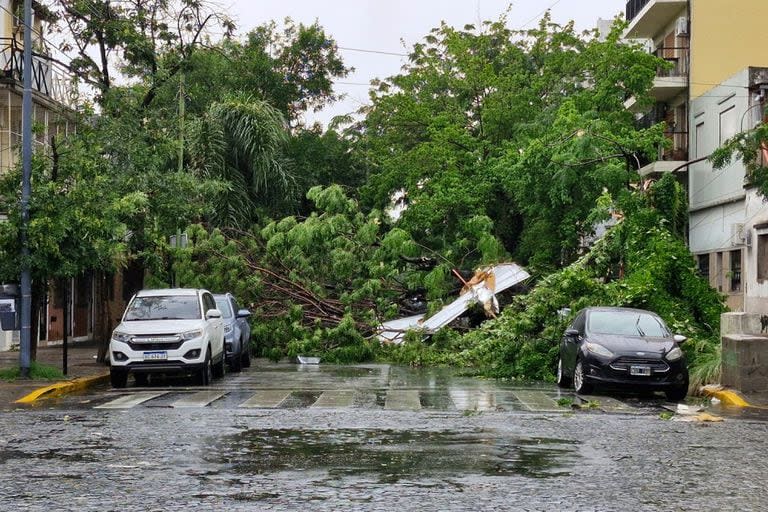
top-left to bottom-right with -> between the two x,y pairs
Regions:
211,428 -> 580,482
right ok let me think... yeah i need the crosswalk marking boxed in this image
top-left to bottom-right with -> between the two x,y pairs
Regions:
171,391 -> 225,408
238,390 -> 292,408
577,394 -> 644,414
95,392 -> 167,409
512,390 -> 561,412
384,389 -> 421,410
449,389 -> 496,411
311,390 -> 355,408
89,387 -> 660,414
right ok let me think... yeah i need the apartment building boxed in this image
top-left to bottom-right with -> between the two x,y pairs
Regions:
623,0 -> 768,312
0,1 -> 105,351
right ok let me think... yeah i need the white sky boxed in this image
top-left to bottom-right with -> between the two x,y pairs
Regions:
225,1 -> 625,126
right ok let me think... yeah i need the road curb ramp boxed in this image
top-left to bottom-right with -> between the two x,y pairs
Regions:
14,373 -> 110,404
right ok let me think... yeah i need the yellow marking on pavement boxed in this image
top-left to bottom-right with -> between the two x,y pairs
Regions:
15,373 -> 110,404
311,390 -> 355,408
95,392 -> 166,409
238,390 -> 292,408
384,389 -> 421,410
171,391 -> 226,408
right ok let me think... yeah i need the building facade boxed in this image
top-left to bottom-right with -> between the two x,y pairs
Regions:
624,0 -> 768,312
0,2 -> 104,351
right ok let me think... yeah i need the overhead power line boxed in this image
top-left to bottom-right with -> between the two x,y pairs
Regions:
338,46 -> 408,57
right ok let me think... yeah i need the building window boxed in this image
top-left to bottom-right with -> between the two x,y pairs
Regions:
730,250 -> 742,292
758,233 -> 768,282
719,105 -> 737,145
698,254 -> 710,281
716,252 -> 723,291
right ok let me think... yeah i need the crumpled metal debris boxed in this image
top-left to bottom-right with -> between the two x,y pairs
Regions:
377,263 -> 530,344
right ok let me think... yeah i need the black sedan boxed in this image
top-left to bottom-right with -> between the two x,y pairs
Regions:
557,307 -> 689,401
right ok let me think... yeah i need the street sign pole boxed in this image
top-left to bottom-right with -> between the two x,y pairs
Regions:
19,0 -> 34,378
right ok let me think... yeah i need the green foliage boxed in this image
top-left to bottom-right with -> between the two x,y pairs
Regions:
384,179 -> 723,385
0,362 -> 65,381
174,186 -> 491,360
358,14 -> 663,271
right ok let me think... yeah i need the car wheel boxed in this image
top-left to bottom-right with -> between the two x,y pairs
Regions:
134,373 -> 149,386
198,351 -> 213,386
230,346 -> 243,373
242,344 -> 251,368
556,357 -> 571,388
573,358 -> 593,395
110,368 -> 128,389
213,351 -> 226,379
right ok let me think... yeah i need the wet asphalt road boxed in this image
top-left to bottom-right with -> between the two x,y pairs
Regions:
1,362 -> 767,511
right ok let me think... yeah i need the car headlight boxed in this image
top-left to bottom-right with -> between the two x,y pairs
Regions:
111,331 -> 131,343
181,329 -> 203,341
585,342 -> 614,358
224,324 -> 233,334
666,346 -> 683,361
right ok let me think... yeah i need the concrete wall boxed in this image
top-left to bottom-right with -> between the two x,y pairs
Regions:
721,312 -> 768,393
690,0 -> 768,99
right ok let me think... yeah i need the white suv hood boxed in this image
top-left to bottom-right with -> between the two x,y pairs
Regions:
115,319 -> 205,336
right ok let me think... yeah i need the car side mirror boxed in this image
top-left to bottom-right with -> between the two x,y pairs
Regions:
206,308 -> 222,320
673,334 -> 687,344
565,328 -> 579,338
236,309 -> 251,318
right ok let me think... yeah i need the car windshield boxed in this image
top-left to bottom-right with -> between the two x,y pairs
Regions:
587,310 -> 670,337
214,297 -> 234,318
124,295 -> 200,321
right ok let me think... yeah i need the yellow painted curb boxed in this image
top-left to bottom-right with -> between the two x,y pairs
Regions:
700,385 -> 754,408
14,373 -> 110,404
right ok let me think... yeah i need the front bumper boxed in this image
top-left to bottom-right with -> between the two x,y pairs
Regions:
582,355 -> 688,390
109,338 -> 207,375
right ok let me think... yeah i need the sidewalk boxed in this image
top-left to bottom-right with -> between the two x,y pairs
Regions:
0,341 -> 109,407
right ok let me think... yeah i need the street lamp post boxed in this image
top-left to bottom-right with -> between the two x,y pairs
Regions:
19,0 -> 33,378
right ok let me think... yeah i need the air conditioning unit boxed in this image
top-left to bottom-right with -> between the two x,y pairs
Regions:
731,223 -> 746,246
675,16 -> 688,36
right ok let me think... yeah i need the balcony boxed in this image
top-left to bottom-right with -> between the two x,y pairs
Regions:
650,45 -> 688,102
0,38 -> 76,109
625,0 -> 687,39
624,46 -> 688,111
635,105 -> 688,177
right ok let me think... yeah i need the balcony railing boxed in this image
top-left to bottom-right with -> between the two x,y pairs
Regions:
662,131 -> 688,161
626,0 -> 652,22
0,38 -> 76,108
654,46 -> 689,77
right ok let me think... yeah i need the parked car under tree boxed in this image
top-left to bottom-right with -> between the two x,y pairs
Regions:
213,293 -> 252,372
557,307 -> 689,401
108,288 -> 226,388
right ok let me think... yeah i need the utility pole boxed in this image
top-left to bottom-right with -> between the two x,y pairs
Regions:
19,0 -> 33,378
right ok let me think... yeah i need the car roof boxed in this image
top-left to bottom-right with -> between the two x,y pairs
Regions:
584,306 -> 657,315
135,288 -> 204,297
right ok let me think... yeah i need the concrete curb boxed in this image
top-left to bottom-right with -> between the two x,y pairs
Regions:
14,372 -> 110,404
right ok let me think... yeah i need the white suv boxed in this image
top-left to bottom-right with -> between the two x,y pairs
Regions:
109,288 -> 225,388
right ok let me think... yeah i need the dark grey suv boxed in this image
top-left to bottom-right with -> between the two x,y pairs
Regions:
213,293 -> 252,372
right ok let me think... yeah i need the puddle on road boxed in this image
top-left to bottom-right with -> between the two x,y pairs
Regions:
211,429 -> 580,482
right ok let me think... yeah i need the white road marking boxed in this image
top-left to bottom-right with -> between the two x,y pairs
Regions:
238,390 -> 292,408
95,392 -> 167,409
384,389 -> 421,410
171,391 -> 226,408
311,390 -> 355,408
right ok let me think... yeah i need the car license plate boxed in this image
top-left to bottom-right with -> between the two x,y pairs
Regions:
630,365 -> 651,376
143,351 -> 167,361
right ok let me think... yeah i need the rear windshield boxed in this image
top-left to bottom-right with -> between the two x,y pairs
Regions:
587,310 -> 669,337
124,295 -> 201,321
214,297 -> 233,318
